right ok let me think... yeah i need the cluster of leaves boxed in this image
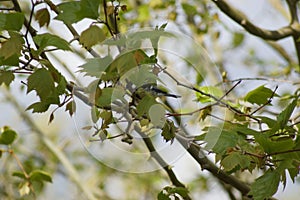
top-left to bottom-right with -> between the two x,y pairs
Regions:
0,126 -> 52,197
196,85 -> 300,199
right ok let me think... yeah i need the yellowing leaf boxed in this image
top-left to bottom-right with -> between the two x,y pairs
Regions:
196,86 -> 223,103
79,25 -> 106,49
35,8 -> 50,27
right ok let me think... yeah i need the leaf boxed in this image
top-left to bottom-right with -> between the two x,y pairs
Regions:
48,113 -> 54,124
205,127 -> 239,155
19,182 -> 30,196
273,98 -> 298,131
0,31 -> 24,59
149,104 -> 166,128
0,128 -> 17,145
136,95 -> 157,117
55,0 -> 100,24
0,71 -> 15,86
249,170 -> 280,200
12,171 -> 26,179
221,152 -> 250,172
29,170 -> 52,183
196,86 -> 223,103
244,85 -> 278,105
255,134 -> 294,154
65,100 -> 76,116
95,87 -> 125,108
78,56 -> 113,77
79,25 -> 106,49
0,53 -> 19,66
35,8 -> 50,27
33,33 -> 71,54
181,3 -> 197,16
0,13 -> 25,31
26,101 -> 51,113
91,106 -> 99,123
161,120 -> 176,142
27,68 -> 55,100
232,32 -> 245,48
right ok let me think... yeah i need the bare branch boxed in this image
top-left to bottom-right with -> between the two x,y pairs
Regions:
211,0 -> 300,40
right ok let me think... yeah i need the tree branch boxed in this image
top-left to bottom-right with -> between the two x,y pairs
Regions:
134,126 -> 191,198
286,0 -> 300,67
211,0 -> 300,40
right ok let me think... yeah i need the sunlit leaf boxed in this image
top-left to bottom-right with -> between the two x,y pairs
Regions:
244,85 -> 278,105
80,25 -> 106,49
196,86 -> 223,103
18,182 -> 30,196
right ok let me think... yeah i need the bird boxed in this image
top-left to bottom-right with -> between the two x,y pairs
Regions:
141,83 -> 181,98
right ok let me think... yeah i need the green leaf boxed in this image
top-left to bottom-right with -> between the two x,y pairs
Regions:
232,32 -> 245,48
0,13 -> 25,31
79,25 -> 106,49
221,152 -> 250,172
0,128 -> 17,145
35,8 -> 50,27
29,170 -> 52,183
0,71 -> 15,86
95,87 -> 125,108
148,104 -> 166,128
0,31 -> 24,59
26,101 -> 51,113
244,85 -> 278,105
249,170 -> 280,200
205,127 -> 239,154
33,33 -> 71,54
78,56 -> 113,77
273,98 -> 298,131
12,171 -> 26,179
254,133 -> 294,154
181,3 -> 197,16
0,53 -> 19,66
196,86 -> 223,103
55,0 -> 100,24
161,120 -> 176,142
136,95 -> 157,117
27,68 -> 55,100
